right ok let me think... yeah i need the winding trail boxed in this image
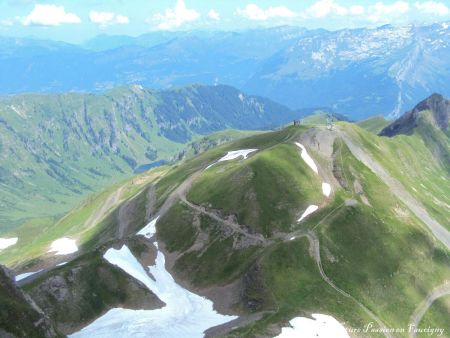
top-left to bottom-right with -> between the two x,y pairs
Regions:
151,170 -> 267,246
145,138 -> 428,338
283,231 -> 393,338
409,281 -> 450,338
180,198 -> 266,244
84,185 -> 125,230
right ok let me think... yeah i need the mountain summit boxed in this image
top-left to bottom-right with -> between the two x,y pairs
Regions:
379,93 -> 450,136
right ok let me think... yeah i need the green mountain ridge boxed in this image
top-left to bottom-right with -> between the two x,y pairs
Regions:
1,94 -> 449,337
0,84 -> 295,232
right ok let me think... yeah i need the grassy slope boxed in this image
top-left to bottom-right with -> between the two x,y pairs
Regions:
227,137 -> 450,337
231,238 -> 383,338
2,124 -> 448,337
0,167 -> 167,267
357,116 -> 390,134
417,295 -> 450,337
0,128 -> 257,267
317,140 -> 450,334
188,143 -> 323,236
154,126 -> 450,336
0,85 -> 274,234
342,121 -> 450,230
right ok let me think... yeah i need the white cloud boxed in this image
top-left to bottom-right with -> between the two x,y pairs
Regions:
350,5 -> 365,15
306,0 -> 349,18
368,1 -> 410,22
208,9 -> 220,21
89,11 -> 129,28
22,4 -> 80,26
116,15 -> 129,24
236,4 -> 296,21
414,1 -> 449,16
152,0 -> 200,30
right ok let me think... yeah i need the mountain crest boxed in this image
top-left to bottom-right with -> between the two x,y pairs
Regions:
379,93 -> 449,136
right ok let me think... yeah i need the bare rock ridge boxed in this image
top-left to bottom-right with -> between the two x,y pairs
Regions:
379,93 -> 450,136
0,265 -> 62,338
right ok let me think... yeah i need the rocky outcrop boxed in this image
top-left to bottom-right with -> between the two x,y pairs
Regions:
27,253 -> 164,335
379,93 -> 450,136
0,265 -> 62,338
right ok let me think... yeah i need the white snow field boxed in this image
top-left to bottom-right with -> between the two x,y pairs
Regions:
15,269 -> 43,282
0,237 -> 18,250
298,205 -> 319,222
322,183 -> 332,197
206,149 -> 258,169
48,238 -> 78,255
275,314 -> 349,338
295,143 -> 318,174
72,220 -> 236,338
137,216 -> 160,239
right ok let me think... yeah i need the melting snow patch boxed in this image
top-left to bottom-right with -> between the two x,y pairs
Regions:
295,143 -> 318,174
48,238 -> 78,255
289,236 -> 296,241
206,149 -> 257,170
72,222 -> 236,337
0,237 -> 18,250
275,314 -> 349,338
137,216 -> 160,239
298,205 -> 319,222
322,183 -> 331,197
15,269 -> 43,282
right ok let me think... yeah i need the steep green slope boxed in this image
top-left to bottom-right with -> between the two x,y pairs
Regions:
0,166 -> 167,267
417,295 -> 450,337
157,125 -> 449,337
0,84 -> 294,232
345,123 -> 450,231
357,116 -> 390,134
4,122 -> 449,337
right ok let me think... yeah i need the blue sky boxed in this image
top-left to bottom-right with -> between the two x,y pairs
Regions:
0,0 -> 449,43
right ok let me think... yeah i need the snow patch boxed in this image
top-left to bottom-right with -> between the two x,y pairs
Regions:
48,238 -> 78,255
15,269 -> 43,282
322,183 -> 331,197
275,314 -> 349,338
0,237 -> 18,250
298,205 -> 319,222
57,262 -> 68,267
295,143 -> 318,174
72,219 -> 236,337
137,216 -> 160,239
206,149 -> 257,170
289,236 -> 296,241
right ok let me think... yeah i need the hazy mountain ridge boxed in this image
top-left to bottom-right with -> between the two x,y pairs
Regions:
1,22 -> 449,119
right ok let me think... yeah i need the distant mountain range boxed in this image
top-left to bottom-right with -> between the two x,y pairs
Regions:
1,22 -> 449,119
